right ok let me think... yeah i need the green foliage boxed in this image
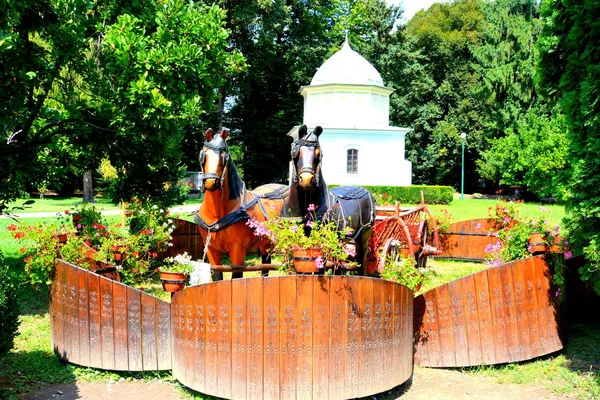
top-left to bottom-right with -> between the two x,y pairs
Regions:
247,205 -> 354,273
1,0 -> 244,209
162,252 -> 194,274
483,202 -> 567,279
477,106 -> 569,200
348,185 -> 454,205
0,251 -> 20,357
538,0 -> 600,294
9,202 -> 177,287
380,252 -> 428,291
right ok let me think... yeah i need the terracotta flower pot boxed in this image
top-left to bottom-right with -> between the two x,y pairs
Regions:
160,271 -> 187,293
292,248 -> 323,273
366,259 -> 378,275
55,232 -> 68,244
528,232 -> 548,254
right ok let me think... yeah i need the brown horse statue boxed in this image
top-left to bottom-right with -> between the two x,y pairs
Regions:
288,125 -> 376,275
195,128 -> 289,279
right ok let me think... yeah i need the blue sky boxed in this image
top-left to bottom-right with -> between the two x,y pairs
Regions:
387,0 -> 446,21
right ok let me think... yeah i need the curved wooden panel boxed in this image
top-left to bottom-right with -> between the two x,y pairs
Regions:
171,275 -> 414,400
436,218 -> 498,261
50,259 -> 172,371
413,256 -> 562,367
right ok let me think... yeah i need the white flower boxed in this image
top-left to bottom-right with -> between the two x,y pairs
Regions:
152,205 -> 159,209
160,209 -> 164,213
168,243 -> 173,247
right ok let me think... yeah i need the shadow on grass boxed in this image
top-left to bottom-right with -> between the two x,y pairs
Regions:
0,349 -> 77,399
562,323 -> 600,374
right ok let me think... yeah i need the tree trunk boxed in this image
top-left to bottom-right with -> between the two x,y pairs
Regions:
83,169 -> 95,203
215,87 -> 225,131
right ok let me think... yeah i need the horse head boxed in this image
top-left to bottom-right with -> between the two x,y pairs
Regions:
200,128 -> 231,192
291,125 -> 323,190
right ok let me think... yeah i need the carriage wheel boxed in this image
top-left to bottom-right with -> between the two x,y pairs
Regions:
381,238 -> 403,272
416,222 -> 429,269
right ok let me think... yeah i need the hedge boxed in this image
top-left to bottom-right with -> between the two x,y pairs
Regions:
0,252 -> 19,357
330,185 -> 454,205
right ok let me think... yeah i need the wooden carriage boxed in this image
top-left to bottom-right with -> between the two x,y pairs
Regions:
369,199 -> 442,273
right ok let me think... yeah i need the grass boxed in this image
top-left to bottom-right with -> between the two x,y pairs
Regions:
423,197 -> 566,225
1,196 -> 598,399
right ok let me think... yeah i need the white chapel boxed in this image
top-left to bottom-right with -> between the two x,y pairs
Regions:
288,39 -> 412,186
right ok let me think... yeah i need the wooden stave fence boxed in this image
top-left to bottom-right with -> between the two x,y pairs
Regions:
413,255 -> 563,367
50,259 -> 172,371
170,275 -> 414,400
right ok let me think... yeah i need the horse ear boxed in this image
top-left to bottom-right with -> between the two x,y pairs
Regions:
313,126 -> 323,138
220,128 -> 229,141
205,128 -> 214,142
298,124 -> 307,139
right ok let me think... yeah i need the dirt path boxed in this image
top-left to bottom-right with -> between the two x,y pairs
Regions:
25,367 -> 568,400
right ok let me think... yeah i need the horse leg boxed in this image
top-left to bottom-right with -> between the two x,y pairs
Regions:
260,250 -> 270,277
206,248 -> 223,281
230,246 -> 246,280
356,228 -> 372,276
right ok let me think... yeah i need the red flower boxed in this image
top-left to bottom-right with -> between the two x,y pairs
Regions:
13,231 -> 25,239
64,210 -> 70,215
7,224 -> 18,231
19,247 -> 26,253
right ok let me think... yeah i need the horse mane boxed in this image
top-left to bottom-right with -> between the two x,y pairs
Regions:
227,158 -> 244,201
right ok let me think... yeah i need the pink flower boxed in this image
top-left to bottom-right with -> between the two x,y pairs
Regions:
305,220 -> 314,228
344,245 -> 356,258
315,256 -> 324,269
564,251 -> 573,259
77,224 -> 82,229
307,204 -> 318,212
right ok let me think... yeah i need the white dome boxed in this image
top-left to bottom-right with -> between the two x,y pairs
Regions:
310,40 -> 384,87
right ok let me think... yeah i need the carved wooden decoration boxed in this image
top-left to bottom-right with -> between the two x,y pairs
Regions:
50,260 -> 172,371
171,275 -> 414,400
414,255 -> 563,367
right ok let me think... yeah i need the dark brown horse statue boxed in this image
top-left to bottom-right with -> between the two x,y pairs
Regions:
288,125 -> 376,275
195,128 -> 289,279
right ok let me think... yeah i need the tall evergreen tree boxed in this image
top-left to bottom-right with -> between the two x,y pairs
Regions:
538,0 -> 600,294
472,0 -> 542,140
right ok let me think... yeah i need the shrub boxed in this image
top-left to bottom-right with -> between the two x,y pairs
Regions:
330,185 -> 453,205
0,252 -> 20,356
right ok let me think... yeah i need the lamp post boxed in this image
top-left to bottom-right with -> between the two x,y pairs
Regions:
460,132 -> 466,200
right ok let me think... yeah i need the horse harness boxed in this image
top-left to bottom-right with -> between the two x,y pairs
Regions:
194,183 -> 290,233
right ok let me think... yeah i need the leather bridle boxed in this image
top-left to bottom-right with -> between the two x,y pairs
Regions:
291,138 -> 322,187
199,140 -> 230,192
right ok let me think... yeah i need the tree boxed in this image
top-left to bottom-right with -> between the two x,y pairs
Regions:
387,0 -> 486,189
0,0 -> 244,211
471,0 -> 542,141
477,106 -> 569,199
538,0 -> 600,294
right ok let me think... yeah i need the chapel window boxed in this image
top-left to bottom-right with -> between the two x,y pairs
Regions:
347,149 -> 358,174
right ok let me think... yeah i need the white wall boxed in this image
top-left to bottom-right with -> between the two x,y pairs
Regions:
318,128 -> 412,186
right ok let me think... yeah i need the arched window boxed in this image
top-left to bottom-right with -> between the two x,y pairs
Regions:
347,149 -> 358,174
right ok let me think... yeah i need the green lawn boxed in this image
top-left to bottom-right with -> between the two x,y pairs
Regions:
424,198 -> 565,225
